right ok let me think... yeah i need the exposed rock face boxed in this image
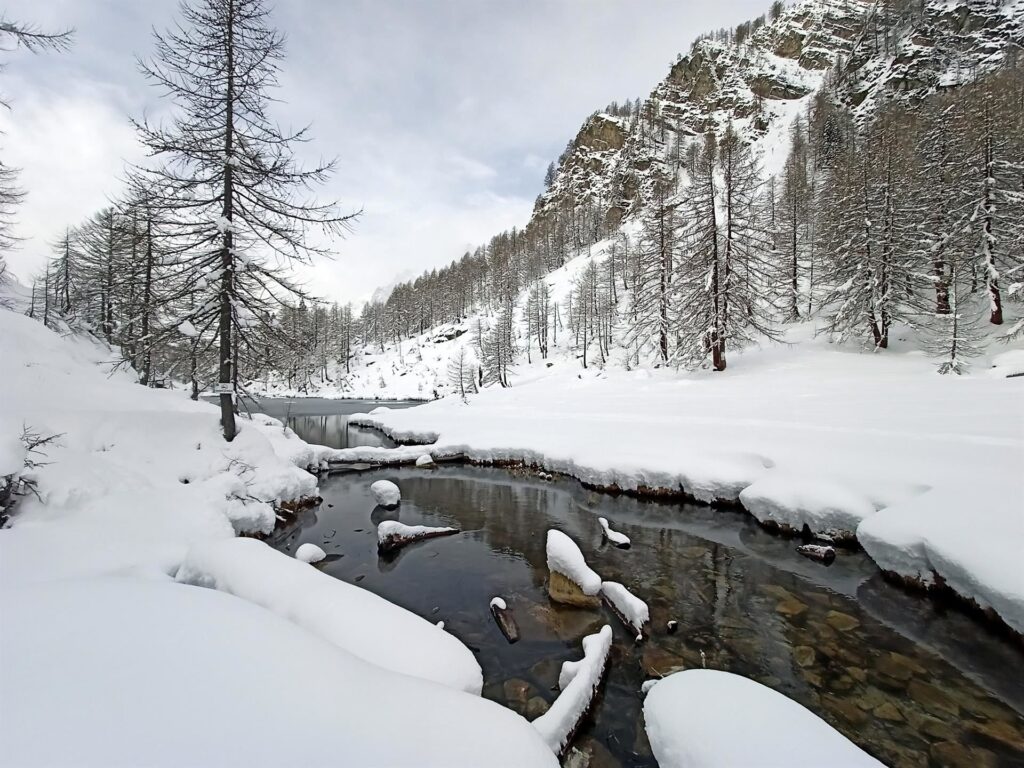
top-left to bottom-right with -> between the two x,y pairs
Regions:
548,570 -> 601,608
529,0 -> 1022,239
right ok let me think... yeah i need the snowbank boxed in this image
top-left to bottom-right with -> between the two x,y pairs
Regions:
643,670 -> 884,768
0,578 -> 556,768
740,473 -> 876,540
858,486 -> 1024,634
295,542 -> 326,563
371,478 -> 401,507
176,537 -> 483,694
546,529 -> 602,595
601,581 -> 649,635
532,625 -> 613,754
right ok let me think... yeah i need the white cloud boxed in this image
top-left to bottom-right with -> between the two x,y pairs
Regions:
0,77 -> 143,282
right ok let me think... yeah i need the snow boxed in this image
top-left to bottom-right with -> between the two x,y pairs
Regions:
598,516 -> 631,547
370,478 -> 401,507
0,306 -> 558,766
176,537 -> 482,694
643,670 -> 884,768
335,320 -> 1024,632
532,625 -> 613,754
295,542 -> 326,563
490,596 -> 507,610
858,485 -> 1024,634
1,578 -> 556,768
739,473 -> 876,539
177,319 -> 198,338
600,581 -> 649,634
416,453 -> 436,466
377,520 -> 458,545
545,529 -> 602,595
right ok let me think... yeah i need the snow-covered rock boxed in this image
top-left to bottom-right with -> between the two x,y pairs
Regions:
643,670 -> 884,768
532,625 -> 613,755
546,530 -> 602,607
415,453 -> 436,467
600,581 -> 648,635
295,542 -> 326,563
597,517 -> 630,548
176,537 -> 482,694
370,479 -> 401,507
1,578 -> 557,768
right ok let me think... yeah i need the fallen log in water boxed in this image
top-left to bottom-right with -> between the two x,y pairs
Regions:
796,544 -> 836,565
377,520 -> 459,553
489,597 -> 520,644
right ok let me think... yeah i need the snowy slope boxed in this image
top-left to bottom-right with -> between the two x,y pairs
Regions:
0,307 -> 556,767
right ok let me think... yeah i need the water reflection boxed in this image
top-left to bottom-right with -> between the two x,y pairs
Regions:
271,466 -> 1024,768
241,397 -> 420,449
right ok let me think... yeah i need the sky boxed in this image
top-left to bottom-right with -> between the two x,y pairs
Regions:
1,0 -> 769,305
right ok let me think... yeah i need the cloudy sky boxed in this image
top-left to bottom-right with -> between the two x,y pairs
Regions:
1,0 -> 767,304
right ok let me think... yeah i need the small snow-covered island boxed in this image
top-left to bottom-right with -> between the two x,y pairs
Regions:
1,0 -> 1023,766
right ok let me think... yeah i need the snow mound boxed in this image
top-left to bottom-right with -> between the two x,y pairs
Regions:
1,578 -> 556,768
295,542 -> 326,564
490,596 -> 507,610
370,479 -> 401,507
643,670 -> 884,768
546,530 -> 602,595
176,537 -> 482,694
532,625 -> 613,754
601,581 -> 649,634
858,486 -> 1024,634
598,517 -> 630,548
415,453 -> 435,467
739,473 -> 876,539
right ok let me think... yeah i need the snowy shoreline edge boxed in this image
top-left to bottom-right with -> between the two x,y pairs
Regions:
331,416 -> 1024,644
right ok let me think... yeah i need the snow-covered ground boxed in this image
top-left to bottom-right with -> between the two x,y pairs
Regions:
332,318 -> 1024,634
0,307 -> 556,767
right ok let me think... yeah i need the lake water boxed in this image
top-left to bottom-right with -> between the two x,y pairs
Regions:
269,459 -> 1024,768
242,396 -> 420,450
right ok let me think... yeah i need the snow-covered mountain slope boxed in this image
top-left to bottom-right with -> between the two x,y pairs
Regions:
0,307 -> 557,767
535,0 -> 1023,227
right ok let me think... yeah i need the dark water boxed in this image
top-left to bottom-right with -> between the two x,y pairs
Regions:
270,465 -> 1024,768
242,397 -> 420,449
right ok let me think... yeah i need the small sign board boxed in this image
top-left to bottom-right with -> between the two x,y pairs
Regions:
211,383 -> 235,395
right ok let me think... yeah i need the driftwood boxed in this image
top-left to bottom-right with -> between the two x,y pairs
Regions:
796,544 -> 836,565
489,599 -> 520,644
377,525 -> 459,554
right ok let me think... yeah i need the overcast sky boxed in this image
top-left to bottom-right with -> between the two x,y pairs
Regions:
1,0 -> 767,304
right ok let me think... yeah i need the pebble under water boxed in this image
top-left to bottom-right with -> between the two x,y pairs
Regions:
270,466 -> 1024,768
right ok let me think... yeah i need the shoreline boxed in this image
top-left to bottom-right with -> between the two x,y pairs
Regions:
325,419 -> 1024,648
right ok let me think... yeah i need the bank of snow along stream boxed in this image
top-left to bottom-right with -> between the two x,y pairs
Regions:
330,352 -> 1024,641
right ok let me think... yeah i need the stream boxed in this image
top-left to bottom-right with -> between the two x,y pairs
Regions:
262,400 -> 1024,768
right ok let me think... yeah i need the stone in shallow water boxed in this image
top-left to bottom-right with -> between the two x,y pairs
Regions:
775,596 -> 808,617
640,645 -> 687,678
526,696 -> 549,719
502,678 -> 532,715
825,609 -> 860,632
822,694 -> 870,726
969,719 -> 1024,752
874,651 -> 926,682
929,741 -> 998,768
874,702 -> 904,722
793,645 -> 817,668
548,569 -> 601,608
909,679 -> 960,718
